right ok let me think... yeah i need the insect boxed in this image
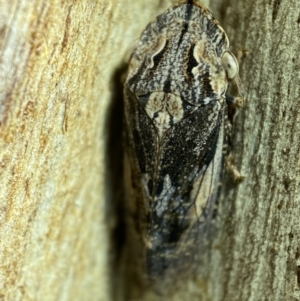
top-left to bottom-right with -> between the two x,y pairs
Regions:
123,0 -> 242,295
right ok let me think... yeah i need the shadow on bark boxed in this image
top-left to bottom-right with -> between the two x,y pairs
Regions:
104,63 -> 127,301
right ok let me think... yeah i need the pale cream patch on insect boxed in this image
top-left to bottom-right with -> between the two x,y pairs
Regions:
167,94 -> 184,123
189,164 -> 210,217
192,40 -> 206,80
154,174 -> 176,217
209,65 -> 227,97
193,38 -> 206,64
148,37 -> 167,68
206,102 -> 221,131
155,112 -> 171,136
192,37 -> 215,72
145,92 -> 184,137
192,39 -> 227,101
193,35 -> 220,66
190,117 -> 224,220
145,92 -> 164,117
128,36 -> 167,79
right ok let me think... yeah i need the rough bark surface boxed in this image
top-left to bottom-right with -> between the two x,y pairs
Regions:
0,0 -> 299,301
209,1 -> 300,301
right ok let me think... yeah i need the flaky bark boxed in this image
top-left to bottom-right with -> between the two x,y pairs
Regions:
0,0 -> 299,300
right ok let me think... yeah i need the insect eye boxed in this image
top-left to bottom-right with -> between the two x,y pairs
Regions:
221,51 -> 239,80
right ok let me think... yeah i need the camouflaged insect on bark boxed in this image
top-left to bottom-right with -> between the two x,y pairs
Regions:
123,0 -> 242,295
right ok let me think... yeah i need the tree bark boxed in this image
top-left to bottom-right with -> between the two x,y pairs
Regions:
0,0 -> 299,301
208,1 -> 300,301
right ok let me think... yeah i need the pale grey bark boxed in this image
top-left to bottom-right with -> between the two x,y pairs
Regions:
209,1 -> 300,301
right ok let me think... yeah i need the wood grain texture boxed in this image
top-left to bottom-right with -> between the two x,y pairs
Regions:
1,0 -> 299,300
208,1 -> 300,301
0,0 -> 171,300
